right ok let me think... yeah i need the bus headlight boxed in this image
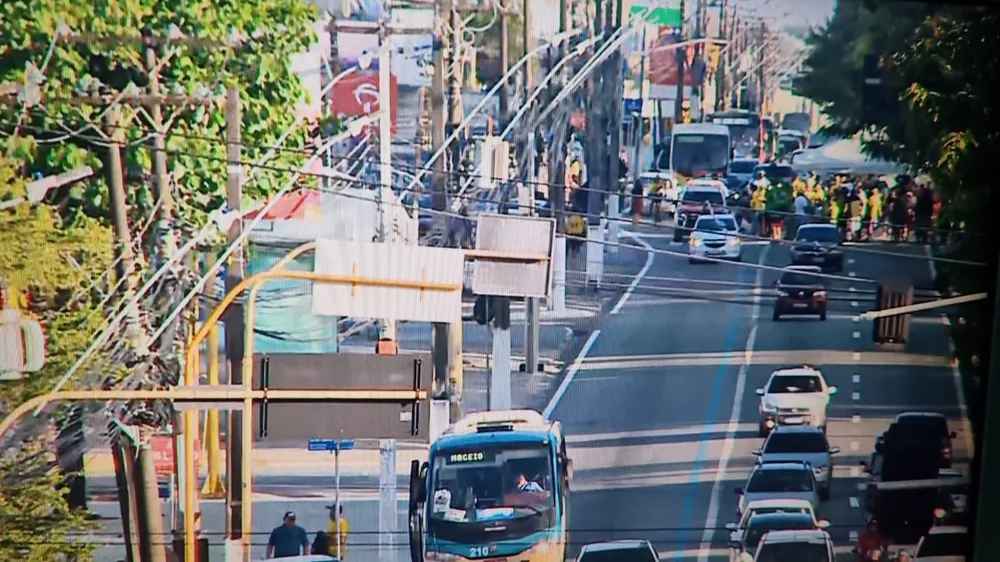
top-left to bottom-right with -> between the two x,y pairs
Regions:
426,552 -> 462,561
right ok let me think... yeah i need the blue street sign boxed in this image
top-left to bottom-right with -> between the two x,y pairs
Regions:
308,439 -> 356,452
624,98 -> 643,115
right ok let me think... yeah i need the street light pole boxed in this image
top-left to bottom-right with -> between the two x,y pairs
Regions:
378,15 -> 397,341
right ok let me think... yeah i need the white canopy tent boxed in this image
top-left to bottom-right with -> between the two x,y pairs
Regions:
789,137 -> 908,176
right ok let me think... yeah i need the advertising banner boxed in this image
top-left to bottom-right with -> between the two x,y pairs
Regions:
330,72 -> 399,132
647,29 -> 694,101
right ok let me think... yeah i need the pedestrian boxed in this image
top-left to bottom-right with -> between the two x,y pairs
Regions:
857,519 -> 885,562
266,511 -> 310,559
326,504 -> 350,559
630,179 -> 644,226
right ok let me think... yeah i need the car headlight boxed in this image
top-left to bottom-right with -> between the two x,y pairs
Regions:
728,237 -> 741,246
761,400 -> 777,412
777,290 -> 790,297
813,464 -> 828,473
690,237 -> 702,247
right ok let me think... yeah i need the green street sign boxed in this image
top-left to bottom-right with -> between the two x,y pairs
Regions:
629,5 -> 682,27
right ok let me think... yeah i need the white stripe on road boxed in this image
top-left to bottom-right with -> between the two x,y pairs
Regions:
697,244 -> 770,562
925,244 -> 976,456
543,231 -> 655,418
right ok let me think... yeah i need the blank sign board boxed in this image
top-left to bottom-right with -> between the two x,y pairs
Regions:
472,214 -> 556,298
312,239 -> 465,323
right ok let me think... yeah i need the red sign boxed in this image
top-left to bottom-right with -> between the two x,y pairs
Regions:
151,435 -> 202,478
330,72 -> 398,133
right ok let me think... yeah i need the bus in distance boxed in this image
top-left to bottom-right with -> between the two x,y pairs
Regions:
708,110 -> 762,159
407,410 -> 572,562
669,123 -> 732,181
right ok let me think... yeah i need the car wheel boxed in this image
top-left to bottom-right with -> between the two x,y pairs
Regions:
819,485 -> 831,502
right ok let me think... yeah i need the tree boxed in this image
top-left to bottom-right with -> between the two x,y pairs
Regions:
0,158 -> 109,560
0,0 -> 321,229
0,439 -> 98,561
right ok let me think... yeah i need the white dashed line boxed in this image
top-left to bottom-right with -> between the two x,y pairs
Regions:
848,258 -> 856,265
852,315 -> 860,322
848,272 -> 857,277
850,466 -> 861,477
852,391 -> 861,401
852,331 -> 860,339
852,374 -> 860,383
850,531 -> 859,542
850,441 -> 859,451
851,301 -> 859,307
850,497 -> 860,508
852,352 -> 861,361
849,286 -> 857,292
852,415 -> 862,424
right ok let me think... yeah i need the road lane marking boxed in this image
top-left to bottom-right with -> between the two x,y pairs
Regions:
852,415 -> 861,423
853,331 -> 860,339
852,392 -> 861,401
853,374 -> 861,383
849,272 -> 857,277
543,232 -> 655,418
850,531 -> 859,542
849,286 -> 857,292
925,244 -> 976,455
850,496 -> 860,508
851,301 -> 859,307
848,258 -> 856,265
853,315 -> 860,322
853,352 -> 861,361
695,245 -> 769,562
577,350 -> 952,370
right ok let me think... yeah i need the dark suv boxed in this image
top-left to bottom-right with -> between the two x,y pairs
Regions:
790,224 -> 844,272
773,266 -> 828,321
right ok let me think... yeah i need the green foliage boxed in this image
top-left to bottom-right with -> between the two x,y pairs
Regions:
0,440 -> 98,561
0,0 -> 320,228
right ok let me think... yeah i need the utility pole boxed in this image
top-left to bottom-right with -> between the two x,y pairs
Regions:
523,0 -> 534,95
377,13 -> 397,343
714,0 -> 728,112
135,441 -> 168,562
633,24 -> 648,175
448,5 -> 464,181
757,21 -> 767,115
674,0 -> 687,122
112,435 -> 142,562
105,105 -> 138,306
499,7 -> 510,127
547,0 -> 570,315
522,0 -> 539,376
691,0 -> 705,121
142,31 -> 176,260
223,86 -> 246,549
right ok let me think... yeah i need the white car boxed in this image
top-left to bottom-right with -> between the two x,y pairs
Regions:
752,529 -> 835,561
756,366 -> 838,436
725,498 -> 828,538
689,214 -> 742,263
914,525 -> 967,561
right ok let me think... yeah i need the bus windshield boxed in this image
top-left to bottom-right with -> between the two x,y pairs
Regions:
428,445 -> 555,524
710,114 -> 760,144
671,134 -> 730,176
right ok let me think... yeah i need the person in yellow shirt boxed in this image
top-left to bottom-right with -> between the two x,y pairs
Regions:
792,175 -> 807,196
326,504 -> 350,559
750,185 -> 767,235
867,186 -> 883,240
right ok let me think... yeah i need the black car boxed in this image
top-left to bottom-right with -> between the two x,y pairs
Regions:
789,224 -> 844,272
773,266 -> 828,321
731,512 -> 819,560
878,412 -> 958,468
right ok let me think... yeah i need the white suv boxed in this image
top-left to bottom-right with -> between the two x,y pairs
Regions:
753,529 -> 835,562
689,214 -> 742,263
756,366 -> 838,437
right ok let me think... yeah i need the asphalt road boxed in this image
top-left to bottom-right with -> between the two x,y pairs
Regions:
548,228 -> 972,561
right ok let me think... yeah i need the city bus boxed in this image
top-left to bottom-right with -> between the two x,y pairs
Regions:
708,110 -> 763,160
639,123 -> 731,216
407,410 -> 572,562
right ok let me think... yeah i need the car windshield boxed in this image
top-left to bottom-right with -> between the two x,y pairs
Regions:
682,190 -> 725,205
579,547 -> 656,562
746,468 -> 814,493
894,417 -> 949,438
754,541 -> 830,562
764,432 -> 829,454
742,507 -> 809,529
780,272 -> 822,286
797,227 -> 840,243
730,160 -> 756,174
695,219 -> 725,232
783,113 -> 811,132
745,517 -> 816,549
768,375 -> 823,394
429,445 -> 554,522
917,533 -> 966,557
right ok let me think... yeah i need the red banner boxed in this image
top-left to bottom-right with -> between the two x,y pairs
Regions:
648,30 -> 694,88
330,72 -> 398,133
151,435 -> 202,478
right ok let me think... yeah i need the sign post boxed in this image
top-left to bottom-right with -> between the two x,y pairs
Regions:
308,438 -> 356,560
